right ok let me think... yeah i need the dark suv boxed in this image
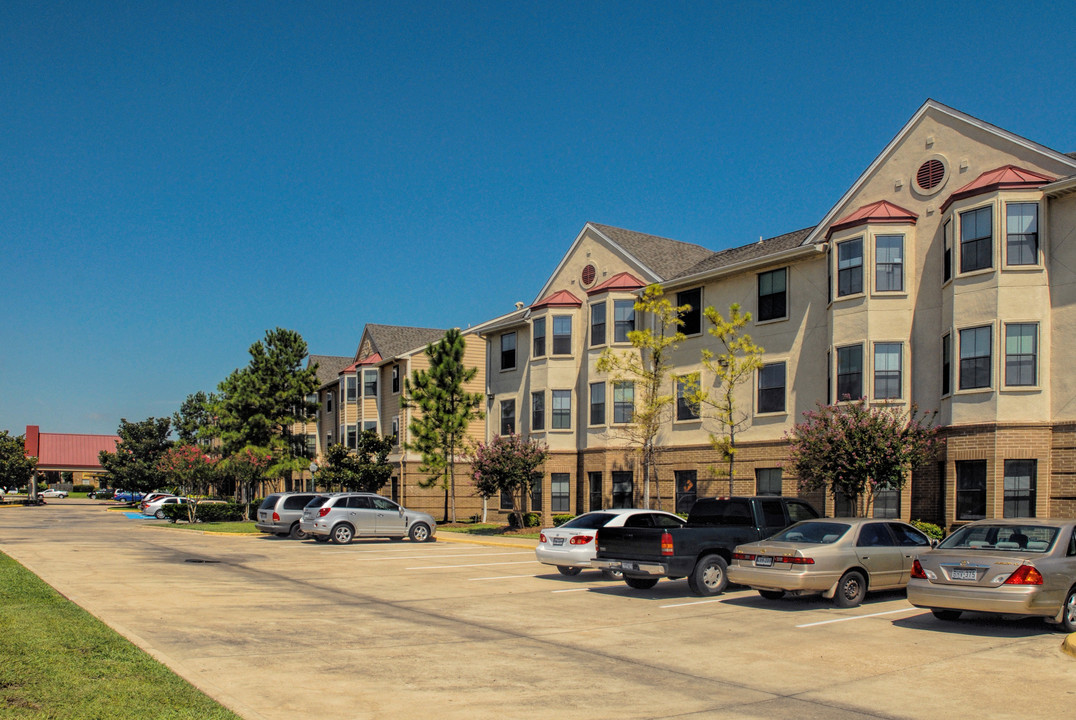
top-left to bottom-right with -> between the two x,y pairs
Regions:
256,492 -> 323,539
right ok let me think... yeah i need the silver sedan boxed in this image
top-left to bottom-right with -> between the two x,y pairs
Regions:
907,518 -> 1076,631
535,509 -> 686,578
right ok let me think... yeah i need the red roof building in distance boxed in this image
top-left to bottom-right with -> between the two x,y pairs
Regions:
24,425 -> 120,474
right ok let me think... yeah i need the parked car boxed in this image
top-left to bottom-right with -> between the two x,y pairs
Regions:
256,492 -> 323,539
537,509 -> 686,578
300,493 -> 436,544
113,490 -> 145,503
728,517 -> 932,607
139,493 -> 175,513
907,518 -> 1076,631
40,488 -> 69,498
88,488 -> 114,499
592,496 -> 821,596
143,495 -> 188,519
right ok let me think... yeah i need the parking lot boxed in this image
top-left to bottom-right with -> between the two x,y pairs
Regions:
2,502 -> 1075,720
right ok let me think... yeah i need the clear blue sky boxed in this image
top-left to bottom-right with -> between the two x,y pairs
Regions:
2,1 -> 1074,436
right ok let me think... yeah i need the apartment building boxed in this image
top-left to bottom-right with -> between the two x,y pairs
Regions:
477,100 -> 1076,528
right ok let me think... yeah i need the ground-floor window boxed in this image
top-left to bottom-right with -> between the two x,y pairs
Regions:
873,483 -> 900,518
1003,459 -> 1036,518
390,477 -> 398,502
834,489 -> 855,517
551,473 -> 570,513
611,471 -> 633,509
588,472 -> 602,511
500,488 -> 513,511
674,470 -> 697,514
756,468 -> 782,496
956,460 -> 987,520
531,477 -> 542,514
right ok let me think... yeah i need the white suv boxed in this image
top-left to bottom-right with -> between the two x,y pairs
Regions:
301,493 -> 436,544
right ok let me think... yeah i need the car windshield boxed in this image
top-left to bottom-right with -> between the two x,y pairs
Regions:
559,513 -> 617,529
771,521 -> 851,544
938,524 -> 1059,552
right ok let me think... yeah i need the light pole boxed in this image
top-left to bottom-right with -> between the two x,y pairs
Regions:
308,462 -> 318,493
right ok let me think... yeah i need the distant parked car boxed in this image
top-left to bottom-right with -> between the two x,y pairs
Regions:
908,518 -> 1076,631
728,517 -> 932,607
88,488 -> 114,499
301,492 -> 436,544
139,493 -> 175,513
536,509 -> 687,578
143,496 -> 188,519
113,490 -> 145,503
256,492 -> 323,539
40,489 -> 69,498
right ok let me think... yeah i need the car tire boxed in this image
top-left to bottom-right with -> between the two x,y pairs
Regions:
600,568 -> 623,580
624,576 -> 659,590
759,590 -> 785,600
931,609 -> 962,621
409,523 -> 432,542
557,566 -> 582,576
289,523 -> 308,540
687,554 -> 729,596
1058,587 -> 1076,633
834,570 -> 867,608
313,535 -> 329,543
155,509 -> 165,519
331,524 -> 354,545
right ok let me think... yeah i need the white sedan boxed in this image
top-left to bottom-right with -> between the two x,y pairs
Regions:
536,508 -> 687,578
143,495 -> 188,519
40,489 -> 69,498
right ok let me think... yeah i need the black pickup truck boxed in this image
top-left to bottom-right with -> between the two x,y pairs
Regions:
591,496 -> 820,596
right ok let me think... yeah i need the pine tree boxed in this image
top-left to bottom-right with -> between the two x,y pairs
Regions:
98,417 -> 173,495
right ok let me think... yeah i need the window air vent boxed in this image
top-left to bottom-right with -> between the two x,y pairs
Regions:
916,159 -> 945,191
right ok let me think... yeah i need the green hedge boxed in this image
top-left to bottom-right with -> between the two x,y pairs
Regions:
508,512 -> 542,528
72,484 -> 95,493
552,514 -> 574,526
161,502 -> 248,523
911,519 -> 944,541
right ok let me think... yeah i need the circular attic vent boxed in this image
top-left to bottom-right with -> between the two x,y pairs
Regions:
581,263 -> 597,286
916,158 -> 946,191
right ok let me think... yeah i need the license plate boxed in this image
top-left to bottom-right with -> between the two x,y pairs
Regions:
552,537 -> 565,546
621,562 -> 638,571
951,568 -> 978,581
754,556 -> 774,567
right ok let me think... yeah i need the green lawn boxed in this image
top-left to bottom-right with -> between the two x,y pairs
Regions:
157,521 -> 260,534
439,524 -> 541,539
0,551 -> 243,719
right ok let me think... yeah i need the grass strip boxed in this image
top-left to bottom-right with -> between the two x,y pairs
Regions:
438,524 -> 540,539
0,552 -> 243,720
153,521 -> 260,534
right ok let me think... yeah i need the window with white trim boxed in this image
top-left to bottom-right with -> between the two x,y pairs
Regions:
757,362 -> 786,414
551,390 -> 571,429
1005,323 -> 1037,387
837,238 -> 863,296
875,235 -> 903,292
613,300 -> 635,342
500,332 -> 516,370
1006,203 -> 1038,266
532,317 -> 546,357
757,268 -> 787,321
836,345 -> 862,401
873,343 -> 902,400
960,206 -> 992,273
959,325 -> 992,390
590,302 -> 606,346
552,316 -> 572,355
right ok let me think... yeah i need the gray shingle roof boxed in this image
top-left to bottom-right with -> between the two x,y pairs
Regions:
366,324 -> 447,360
307,355 -> 352,387
588,223 -> 715,280
672,227 -> 817,279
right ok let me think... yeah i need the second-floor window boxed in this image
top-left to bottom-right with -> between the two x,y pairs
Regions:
1006,203 -> 1038,265
390,418 -> 399,445
551,390 -> 571,429
837,238 -> 863,297
1005,323 -> 1037,387
873,342 -> 902,399
960,206 -> 992,273
391,365 -> 400,394
346,376 -> 357,402
757,268 -> 787,321
942,333 -> 952,396
614,300 -> 635,342
757,362 -> 786,414
500,332 -> 516,370
613,381 -> 634,423
959,325 -> 992,390
875,235 -> 903,292
532,317 -> 546,357
943,218 -> 952,282
836,345 -> 863,401
364,369 -> 378,397
531,392 -> 544,431
677,288 -> 702,335
590,302 -> 606,346
552,316 -> 572,355
590,382 -> 605,425
500,399 -> 515,435
676,377 -> 700,420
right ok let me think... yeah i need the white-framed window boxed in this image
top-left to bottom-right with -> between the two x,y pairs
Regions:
836,345 -> 863,401
363,369 -> 378,397
612,381 -> 633,423
1006,203 -> 1039,266
960,205 -> 992,273
390,418 -> 399,445
589,382 -> 605,425
613,300 -> 635,342
346,376 -> 357,401
757,268 -> 787,321
837,238 -> 863,296
757,362 -> 786,414
959,325 -> 992,390
675,376 -> 700,421
551,390 -> 571,429
500,399 -> 515,435
590,302 -> 606,346
391,365 -> 400,394
551,473 -> 570,513
756,468 -> 782,496
873,343 -> 902,400
500,332 -> 516,370
531,391 -> 544,431
1004,323 -> 1037,387
552,316 -> 572,355
875,235 -> 903,292
363,420 -> 377,432
532,317 -> 546,357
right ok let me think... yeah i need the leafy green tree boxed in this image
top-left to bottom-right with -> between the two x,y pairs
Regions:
786,400 -> 938,516
688,303 -> 763,496
470,434 -> 548,527
172,391 -> 216,446
218,446 -> 273,519
157,444 -> 220,521
596,284 -> 686,509
403,328 -> 485,522
320,432 -> 395,493
98,418 -> 173,496
0,430 -> 36,491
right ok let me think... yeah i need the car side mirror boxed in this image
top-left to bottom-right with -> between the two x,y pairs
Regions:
930,539 -> 939,548
399,507 -> 404,516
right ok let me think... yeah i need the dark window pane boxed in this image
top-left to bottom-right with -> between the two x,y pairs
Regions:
552,316 -> 571,355
757,362 -> 785,413
590,382 -> 605,425
501,332 -> 516,370
757,268 -> 787,321
1006,203 -> 1038,266
611,471 -> 633,509
677,288 -> 702,334
960,206 -> 993,273
531,392 -> 544,431
590,303 -> 606,346
614,300 -> 635,342
674,470 -> 697,514
551,390 -> 571,429
532,318 -> 546,357
837,345 -> 863,400
1003,459 -> 1036,518
956,460 -> 987,520
837,238 -> 863,296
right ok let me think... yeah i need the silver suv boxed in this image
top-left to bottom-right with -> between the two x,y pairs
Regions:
300,493 -> 436,544
256,492 -> 324,539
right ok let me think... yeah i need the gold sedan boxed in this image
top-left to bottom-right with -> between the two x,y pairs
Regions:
728,517 -> 933,607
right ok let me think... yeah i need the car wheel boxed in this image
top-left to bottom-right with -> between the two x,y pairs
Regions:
331,524 -> 354,545
759,590 -> 785,600
154,509 -> 165,519
409,523 -> 432,542
289,523 -> 308,540
834,570 -> 867,608
600,568 -> 623,580
687,554 -> 729,596
313,535 -> 329,543
557,566 -> 582,576
1058,587 -> 1076,633
931,609 -> 962,621
624,576 -> 659,590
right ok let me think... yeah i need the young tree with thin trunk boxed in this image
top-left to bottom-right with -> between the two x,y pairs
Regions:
157,444 -> 219,522
596,284 -> 687,510
688,303 -> 763,497
470,434 -> 549,528
403,328 -> 484,522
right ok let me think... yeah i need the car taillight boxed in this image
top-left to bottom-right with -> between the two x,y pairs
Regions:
273,512 -> 280,521
732,552 -> 754,561
1004,565 -> 1044,585
774,556 -> 815,565
569,535 -> 593,545
910,559 -> 927,579
318,507 -> 331,518
540,533 -> 547,543
661,531 -> 673,556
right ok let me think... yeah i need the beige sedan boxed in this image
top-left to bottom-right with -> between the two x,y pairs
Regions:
728,517 -> 932,607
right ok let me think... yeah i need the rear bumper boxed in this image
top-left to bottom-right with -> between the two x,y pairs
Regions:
907,579 -> 1059,617
535,546 -> 595,567
255,522 -> 285,534
591,558 -> 671,576
727,564 -> 839,593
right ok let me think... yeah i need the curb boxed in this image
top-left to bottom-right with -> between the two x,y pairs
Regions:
1063,633 -> 1076,659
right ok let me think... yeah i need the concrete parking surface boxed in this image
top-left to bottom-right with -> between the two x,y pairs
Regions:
2,501 -> 1075,719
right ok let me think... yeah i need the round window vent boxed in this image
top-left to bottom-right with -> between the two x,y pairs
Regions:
916,158 -> 945,191
581,264 -> 596,286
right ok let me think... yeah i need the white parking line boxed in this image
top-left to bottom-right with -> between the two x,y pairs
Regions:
795,607 -> 922,628
660,598 -> 725,608
324,551 -> 532,561
408,560 -> 538,570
